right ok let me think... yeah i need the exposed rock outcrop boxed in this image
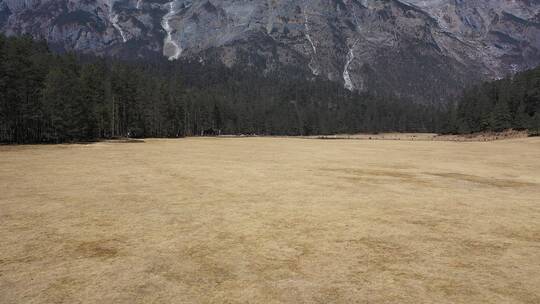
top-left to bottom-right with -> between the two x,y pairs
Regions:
2,0 -> 539,102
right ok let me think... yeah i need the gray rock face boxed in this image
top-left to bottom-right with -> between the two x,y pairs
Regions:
2,0 -> 540,101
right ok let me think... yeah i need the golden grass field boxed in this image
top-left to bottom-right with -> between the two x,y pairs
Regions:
1,137 -> 540,303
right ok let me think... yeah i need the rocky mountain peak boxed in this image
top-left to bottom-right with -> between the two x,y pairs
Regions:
1,0 -> 539,102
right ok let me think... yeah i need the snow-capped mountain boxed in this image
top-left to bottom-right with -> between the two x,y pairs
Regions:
1,0 -> 540,101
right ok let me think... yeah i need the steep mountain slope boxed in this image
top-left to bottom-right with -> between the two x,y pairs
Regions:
1,0 -> 539,102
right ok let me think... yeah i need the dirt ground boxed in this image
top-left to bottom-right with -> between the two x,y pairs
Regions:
1,137 -> 540,303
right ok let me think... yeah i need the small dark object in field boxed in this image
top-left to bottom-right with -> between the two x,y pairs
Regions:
202,128 -> 221,136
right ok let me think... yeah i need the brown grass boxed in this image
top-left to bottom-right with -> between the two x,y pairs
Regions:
1,137 -> 540,303
311,130 -> 530,142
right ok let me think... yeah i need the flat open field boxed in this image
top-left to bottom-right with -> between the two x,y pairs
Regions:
1,137 -> 540,303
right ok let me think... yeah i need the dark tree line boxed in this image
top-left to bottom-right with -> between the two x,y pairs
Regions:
3,35 -> 539,144
442,66 -> 540,135
1,35 -> 446,144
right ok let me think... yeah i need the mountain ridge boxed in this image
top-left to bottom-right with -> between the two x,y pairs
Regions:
1,0 -> 540,102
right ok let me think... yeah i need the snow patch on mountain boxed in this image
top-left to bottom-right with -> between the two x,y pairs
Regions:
343,41 -> 358,91
108,0 -> 127,43
162,1 -> 182,61
303,9 -> 319,76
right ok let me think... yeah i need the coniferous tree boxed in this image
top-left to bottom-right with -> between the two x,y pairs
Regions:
42,62 -> 82,142
491,101 -> 512,132
3,34 -> 540,144
449,64 -> 540,135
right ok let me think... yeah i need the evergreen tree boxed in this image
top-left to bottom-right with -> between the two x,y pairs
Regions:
80,63 -> 106,139
450,64 -> 540,134
531,113 -> 540,135
491,100 -> 512,132
4,33 -> 540,144
41,62 -> 82,142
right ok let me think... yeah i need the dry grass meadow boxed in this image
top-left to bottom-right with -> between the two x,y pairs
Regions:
1,137 -> 540,303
